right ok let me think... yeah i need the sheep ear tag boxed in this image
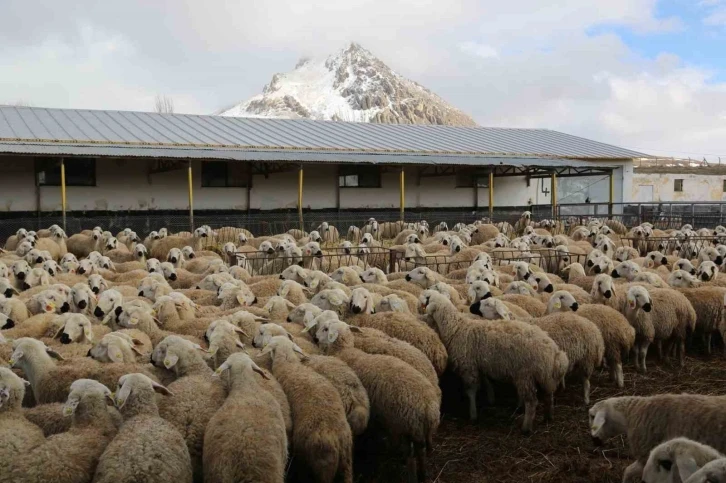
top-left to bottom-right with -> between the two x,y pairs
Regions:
44,303 -> 55,313
627,297 -> 636,309
553,300 -> 561,310
236,293 -> 247,306
163,353 -> 179,369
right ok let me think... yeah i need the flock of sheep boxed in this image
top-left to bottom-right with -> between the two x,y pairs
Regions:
1,212 -> 726,483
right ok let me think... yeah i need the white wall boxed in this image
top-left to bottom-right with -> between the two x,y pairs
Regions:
632,171 -> 726,202
0,156 -> 632,212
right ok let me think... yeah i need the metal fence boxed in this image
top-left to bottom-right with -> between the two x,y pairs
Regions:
5,201 -> 726,245
619,236 -> 720,258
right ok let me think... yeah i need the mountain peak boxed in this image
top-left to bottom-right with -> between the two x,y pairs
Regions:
218,43 -> 476,126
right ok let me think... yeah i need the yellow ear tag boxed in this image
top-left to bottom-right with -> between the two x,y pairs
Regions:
208,347 -> 218,355
553,300 -> 561,309
63,406 -> 74,417
8,358 -> 15,366
236,293 -> 247,306
112,350 -> 123,361
164,358 -> 173,368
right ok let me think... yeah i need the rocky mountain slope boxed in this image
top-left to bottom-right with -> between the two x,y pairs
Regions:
218,43 -> 476,126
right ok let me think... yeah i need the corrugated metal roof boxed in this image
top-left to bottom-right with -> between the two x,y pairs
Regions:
0,106 -> 648,165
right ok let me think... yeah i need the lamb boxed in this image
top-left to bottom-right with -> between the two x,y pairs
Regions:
642,437 -> 724,483
590,394 -> 726,482
88,332 -> 149,363
646,287 -> 697,367
375,294 -> 410,313
150,335 -> 227,481
425,292 -> 568,433
0,367 -> 45,469
204,353 -> 288,483
260,336 -> 353,483
8,379 -> 118,483
0,294 -> 31,324
93,373 -> 192,483
8,337 -> 156,404
315,322 -> 438,482
204,319 -> 248,369
547,293 -> 635,388
53,312 -> 110,345
277,279 -> 309,306
347,287 -> 448,375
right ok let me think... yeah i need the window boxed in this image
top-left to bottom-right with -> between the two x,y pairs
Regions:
201,161 -> 248,187
456,168 -> 490,188
36,158 -> 96,186
338,166 -> 381,188
674,179 -> 684,192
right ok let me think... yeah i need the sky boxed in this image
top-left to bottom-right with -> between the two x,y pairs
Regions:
1,0 -> 725,161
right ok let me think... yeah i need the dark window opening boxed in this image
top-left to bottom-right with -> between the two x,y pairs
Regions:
456,168 -> 490,188
36,158 -> 96,186
201,161 -> 249,188
339,166 -> 381,188
674,179 -> 683,192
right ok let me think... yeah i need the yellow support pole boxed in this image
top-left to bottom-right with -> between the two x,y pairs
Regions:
608,170 -> 614,218
187,161 -> 194,231
298,166 -> 304,231
488,171 -> 494,220
551,171 -> 558,219
60,159 -> 67,232
399,167 -> 405,221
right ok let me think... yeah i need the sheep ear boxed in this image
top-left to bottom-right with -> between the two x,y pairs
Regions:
151,381 -> 173,396
327,330 -> 339,343
285,300 -> 296,310
233,327 -> 248,338
496,304 -> 510,320
107,341 -> 125,363
83,324 -> 93,342
53,323 -> 66,339
349,325 -> 362,333
676,455 -> 699,482
251,362 -> 270,380
46,347 -> 65,360
424,270 -> 435,282
163,351 -> 179,369
131,338 -> 144,346
235,340 -> 245,349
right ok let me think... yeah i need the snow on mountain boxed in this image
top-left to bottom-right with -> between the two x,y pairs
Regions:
218,43 -> 476,126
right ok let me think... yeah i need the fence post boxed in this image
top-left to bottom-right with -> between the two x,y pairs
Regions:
187,160 -> 194,232
60,158 -> 67,232
399,167 -> 405,222
551,171 -> 557,219
608,169 -> 614,219
488,171 -> 494,221
297,165 -> 304,232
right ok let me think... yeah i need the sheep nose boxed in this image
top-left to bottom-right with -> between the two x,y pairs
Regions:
60,302 -> 70,313
351,305 -> 362,314
360,276 -> 366,283
22,282 -> 31,291
442,240 -> 448,245
547,243 -> 553,248
315,251 -> 323,258
587,260 -> 594,267
60,333 -> 72,344
252,297 -> 258,305
86,349 -> 92,357
345,249 -> 350,255
661,257 -> 667,265
571,302 -> 579,311
94,307 -> 104,317
604,290 -> 612,299
717,256 -> 724,265
138,290 -> 145,297
169,274 -> 177,281
702,273 -> 709,281
286,316 -> 292,322
523,272 -> 530,280
148,268 -> 155,273
690,269 -> 696,275
267,249 -> 274,254
455,247 -> 461,252
188,254 -> 195,259
4,288 -> 13,298
36,257 -> 44,263
3,319 -> 15,329
77,300 -> 87,309
545,284 -> 554,293
91,287 -> 99,294
469,303 -> 482,316
611,270 -> 619,278
593,266 -> 601,274
279,275 -> 284,280
405,275 -> 411,281
16,272 -> 26,280
643,302 -> 652,312
170,257 -> 177,263
482,292 -> 492,300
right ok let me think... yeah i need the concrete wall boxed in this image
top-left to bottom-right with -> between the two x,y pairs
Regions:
632,171 -> 726,202
0,156 -> 631,212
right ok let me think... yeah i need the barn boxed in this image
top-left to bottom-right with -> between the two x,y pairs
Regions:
0,105 -> 645,237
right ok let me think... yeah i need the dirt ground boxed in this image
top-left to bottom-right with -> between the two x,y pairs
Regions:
352,351 -> 726,483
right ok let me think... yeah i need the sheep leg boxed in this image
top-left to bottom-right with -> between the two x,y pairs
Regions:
464,382 -> 480,421
705,333 -> 712,356
543,392 -> 554,422
484,377 -> 496,405
678,339 -> 686,367
406,442 -> 417,483
414,442 -> 427,483
582,376 -> 591,405
655,340 -> 663,361
522,399 -> 537,435
615,363 -> 624,388
622,460 -> 644,483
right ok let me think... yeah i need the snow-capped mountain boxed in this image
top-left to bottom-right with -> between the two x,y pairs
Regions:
218,43 -> 476,126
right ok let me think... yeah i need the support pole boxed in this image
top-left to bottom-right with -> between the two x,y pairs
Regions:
488,171 -> 494,220
187,161 -> 194,231
551,171 -> 557,219
399,167 -> 405,221
608,170 -> 614,218
60,159 -> 67,232
298,165 -> 304,231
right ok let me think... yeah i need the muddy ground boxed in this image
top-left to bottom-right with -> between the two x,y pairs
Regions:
352,352 -> 726,483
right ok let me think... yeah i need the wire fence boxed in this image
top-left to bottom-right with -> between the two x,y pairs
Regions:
619,236 -> 720,258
